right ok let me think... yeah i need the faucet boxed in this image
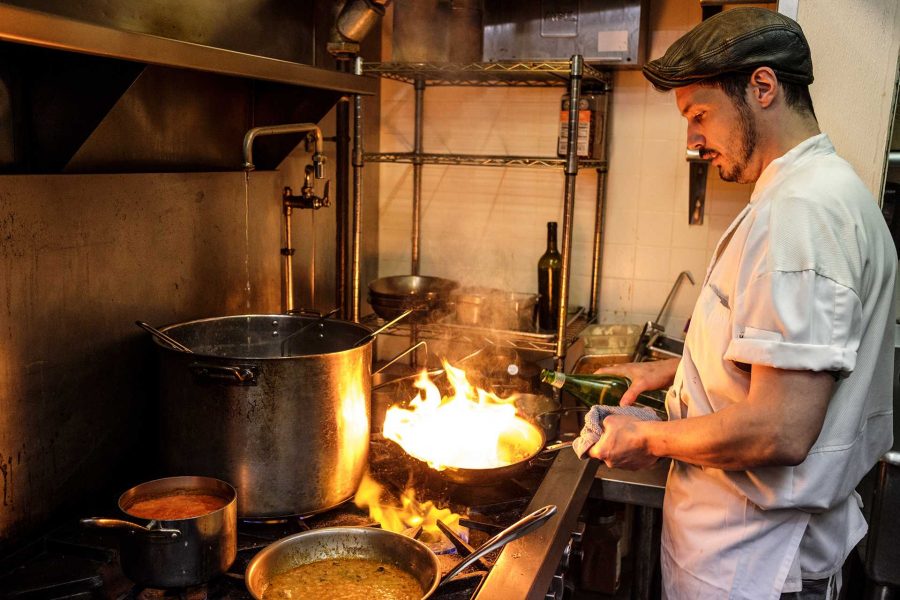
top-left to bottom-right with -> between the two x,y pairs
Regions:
632,271 -> 696,362
242,123 -> 326,179
242,123 -> 330,313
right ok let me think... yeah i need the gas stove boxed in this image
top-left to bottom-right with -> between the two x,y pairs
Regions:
0,438 -> 597,600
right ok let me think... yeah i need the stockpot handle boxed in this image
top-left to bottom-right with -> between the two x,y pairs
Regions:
80,518 -> 182,541
189,363 -> 258,386
439,505 -> 558,585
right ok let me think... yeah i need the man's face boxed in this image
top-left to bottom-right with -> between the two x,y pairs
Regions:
675,83 -> 759,184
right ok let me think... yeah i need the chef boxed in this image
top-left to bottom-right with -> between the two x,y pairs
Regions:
586,8 -> 896,600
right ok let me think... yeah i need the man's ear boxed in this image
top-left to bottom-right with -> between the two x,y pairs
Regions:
749,67 -> 778,108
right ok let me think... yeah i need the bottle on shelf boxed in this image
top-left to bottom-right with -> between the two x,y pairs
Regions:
537,221 -> 562,332
539,369 -> 667,418
557,87 -> 605,160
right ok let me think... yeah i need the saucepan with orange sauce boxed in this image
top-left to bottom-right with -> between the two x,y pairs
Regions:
81,475 -> 237,588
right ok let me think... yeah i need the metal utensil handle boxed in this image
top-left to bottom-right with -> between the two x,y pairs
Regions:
136,321 -> 193,353
439,504 -> 558,585
373,341 -> 428,377
352,308 -> 414,347
80,517 -> 182,541
279,306 -> 341,356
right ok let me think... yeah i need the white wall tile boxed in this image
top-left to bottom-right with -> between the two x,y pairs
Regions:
634,245 -> 672,281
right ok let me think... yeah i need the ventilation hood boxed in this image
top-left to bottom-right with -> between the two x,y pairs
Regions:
0,1 -> 378,173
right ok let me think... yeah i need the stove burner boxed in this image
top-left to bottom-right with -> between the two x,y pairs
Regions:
133,584 -> 209,600
1,433 -> 565,600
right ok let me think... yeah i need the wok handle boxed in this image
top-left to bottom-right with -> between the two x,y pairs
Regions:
80,518 -> 182,541
439,504 -> 558,585
189,363 -> 258,386
540,440 -> 574,455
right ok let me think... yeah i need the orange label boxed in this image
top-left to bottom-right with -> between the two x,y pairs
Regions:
559,109 -> 592,123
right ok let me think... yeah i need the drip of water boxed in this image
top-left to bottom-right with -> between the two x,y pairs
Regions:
310,210 -> 316,308
244,171 -> 252,311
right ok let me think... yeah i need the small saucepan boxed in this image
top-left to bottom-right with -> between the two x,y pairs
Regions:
244,504 -> 557,600
81,476 -> 237,588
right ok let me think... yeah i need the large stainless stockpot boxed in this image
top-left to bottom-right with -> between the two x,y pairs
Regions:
153,314 -> 373,518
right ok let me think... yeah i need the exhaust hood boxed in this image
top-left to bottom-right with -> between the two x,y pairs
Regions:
0,1 -> 378,173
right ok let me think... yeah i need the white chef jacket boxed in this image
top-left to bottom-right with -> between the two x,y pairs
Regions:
661,134 -> 896,600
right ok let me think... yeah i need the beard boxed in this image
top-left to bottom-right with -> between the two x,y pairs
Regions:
708,98 -> 758,184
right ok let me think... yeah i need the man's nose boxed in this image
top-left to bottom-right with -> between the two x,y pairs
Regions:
686,128 -> 704,149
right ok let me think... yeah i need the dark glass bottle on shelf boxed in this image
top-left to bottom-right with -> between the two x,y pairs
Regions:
539,370 -> 668,419
537,221 -> 562,331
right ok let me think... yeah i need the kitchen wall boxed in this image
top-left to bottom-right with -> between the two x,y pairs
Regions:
375,1 -> 753,335
796,0 -> 900,198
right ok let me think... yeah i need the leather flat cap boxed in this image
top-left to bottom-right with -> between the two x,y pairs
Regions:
643,7 -> 813,90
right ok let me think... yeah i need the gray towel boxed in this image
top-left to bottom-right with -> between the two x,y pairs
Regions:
572,405 -> 662,459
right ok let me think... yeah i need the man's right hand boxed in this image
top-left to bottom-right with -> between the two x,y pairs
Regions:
593,358 -> 679,405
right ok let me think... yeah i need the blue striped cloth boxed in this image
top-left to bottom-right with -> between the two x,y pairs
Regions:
572,405 -> 662,459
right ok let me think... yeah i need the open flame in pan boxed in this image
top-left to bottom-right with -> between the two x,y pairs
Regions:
382,360 -> 542,471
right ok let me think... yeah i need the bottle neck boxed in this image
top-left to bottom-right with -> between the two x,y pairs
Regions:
546,223 -> 558,252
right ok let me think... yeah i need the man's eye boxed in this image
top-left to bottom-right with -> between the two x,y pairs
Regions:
692,112 -> 705,123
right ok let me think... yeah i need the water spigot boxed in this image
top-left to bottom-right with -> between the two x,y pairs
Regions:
312,153 -> 326,179
284,164 -> 330,210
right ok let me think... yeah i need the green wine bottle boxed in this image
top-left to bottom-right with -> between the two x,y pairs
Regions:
539,369 -> 668,419
537,222 -> 562,331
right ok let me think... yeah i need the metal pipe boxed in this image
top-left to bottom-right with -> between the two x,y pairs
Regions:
411,77 -> 425,275
554,55 -> 583,371
242,123 -> 325,176
336,62 -> 352,319
283,203 -> 295,311
242,123 -> 326,314
588,89 -> 611,320
351,56 -> 364,322
588,169 -> 607,320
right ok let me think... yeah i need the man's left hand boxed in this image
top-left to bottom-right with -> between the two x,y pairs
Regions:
587,415 -> 658,470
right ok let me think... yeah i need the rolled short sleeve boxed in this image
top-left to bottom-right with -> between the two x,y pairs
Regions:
724,270 -> 862,373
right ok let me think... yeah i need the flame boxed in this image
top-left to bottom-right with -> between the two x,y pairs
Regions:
382,359 -> 543,470
354,472 -> 460,542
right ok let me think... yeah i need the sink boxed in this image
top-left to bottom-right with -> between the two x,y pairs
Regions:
648,335 -> 684,359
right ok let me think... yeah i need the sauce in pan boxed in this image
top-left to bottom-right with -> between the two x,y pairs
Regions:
125,492 -> 228,520
263,558 -> 423,600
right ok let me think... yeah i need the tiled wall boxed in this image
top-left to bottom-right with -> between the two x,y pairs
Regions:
376,1 -> 751,335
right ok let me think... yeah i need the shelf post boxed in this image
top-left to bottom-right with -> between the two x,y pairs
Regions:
555,54 -> 583,371
411,76 -> 425,275
351,56 -> 364,322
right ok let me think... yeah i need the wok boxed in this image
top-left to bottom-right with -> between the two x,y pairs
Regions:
390,417 -> 572,486
244,504 -> 557,600
368,275 -> 459,322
